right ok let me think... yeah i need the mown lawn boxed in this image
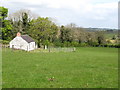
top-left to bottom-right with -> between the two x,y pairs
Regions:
2,47 -> 118,88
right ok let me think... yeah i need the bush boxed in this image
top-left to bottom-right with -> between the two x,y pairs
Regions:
52,40 -> 120,48
91,42 -> 99,47
63,41 -> 71,47
53,40 -> 63,47
0,39 -> 2,44
71,41 -> 79,47
79,43 -> 88,47
2,40 -> 9,44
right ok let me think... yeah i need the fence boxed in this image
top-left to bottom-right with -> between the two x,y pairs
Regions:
1,44 -> 76,52
48,47 -> 76,52
30,47 -> 76,53
0,44 -> 9,48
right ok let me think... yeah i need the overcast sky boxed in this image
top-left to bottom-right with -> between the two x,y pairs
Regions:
1,0 -> 118,29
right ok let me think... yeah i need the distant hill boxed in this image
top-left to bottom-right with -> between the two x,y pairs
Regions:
84,28 -> 118,32
83,28 -> 118,39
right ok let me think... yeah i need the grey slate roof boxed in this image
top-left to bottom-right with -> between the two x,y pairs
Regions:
21,35 -> 35,43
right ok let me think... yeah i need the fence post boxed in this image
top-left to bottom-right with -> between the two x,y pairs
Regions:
73,47 -> 76,52
49,47 -> 50,52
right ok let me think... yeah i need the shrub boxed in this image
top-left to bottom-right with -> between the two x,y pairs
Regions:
63,41 -> 71,47
2,40 -> 9,44
71,41 -> 79,47
79,43 -> 88,47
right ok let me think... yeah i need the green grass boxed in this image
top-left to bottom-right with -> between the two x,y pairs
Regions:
105,33 -> 117,39
2,47 -> 118,88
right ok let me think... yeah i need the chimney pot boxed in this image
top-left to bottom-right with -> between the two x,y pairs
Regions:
17,32 -> 21,37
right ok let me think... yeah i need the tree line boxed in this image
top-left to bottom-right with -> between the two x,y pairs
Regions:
0,7 -> 119,48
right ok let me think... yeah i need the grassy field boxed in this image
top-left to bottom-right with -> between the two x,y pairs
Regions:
2,47 -> 118,88
105,33 -> 117,39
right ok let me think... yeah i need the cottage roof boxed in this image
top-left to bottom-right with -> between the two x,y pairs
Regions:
21,35 -> 35,43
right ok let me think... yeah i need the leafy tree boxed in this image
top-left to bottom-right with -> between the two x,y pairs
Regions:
1,20 -> 13,40
60,25 -> 73,43
96,31 -> 106,45
49,23 -> 58,42
22,12 -> 30,34
29,17 -> 58,47
9,9 -> 38,35
60,25 -> 65,43
0,7 -> 13,41
0,7 -> 8,20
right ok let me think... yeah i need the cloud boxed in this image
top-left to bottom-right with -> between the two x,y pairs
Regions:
1,0 -> 118,28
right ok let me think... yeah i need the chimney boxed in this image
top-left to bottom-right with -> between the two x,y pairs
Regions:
17,32 -> 21,37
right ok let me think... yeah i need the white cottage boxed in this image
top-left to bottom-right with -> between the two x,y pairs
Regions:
10,32 -> 37,51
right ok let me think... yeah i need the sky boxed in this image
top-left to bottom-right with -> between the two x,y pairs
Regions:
1,0 -> 119,29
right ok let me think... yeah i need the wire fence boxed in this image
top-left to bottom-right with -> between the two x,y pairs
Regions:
0,44 -> 9,48
47,47 -> 76,52
32,47 -> 76,53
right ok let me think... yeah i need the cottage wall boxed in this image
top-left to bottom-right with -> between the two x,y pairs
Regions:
10,36 -> 29,51
28,42 -> 36,51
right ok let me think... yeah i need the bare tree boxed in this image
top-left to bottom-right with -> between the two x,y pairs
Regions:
73,27 -> 86,43
96,31 -> 106,45
66,23 -> 77,28
8,9 -> 39,34
8,9 -> 38,22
